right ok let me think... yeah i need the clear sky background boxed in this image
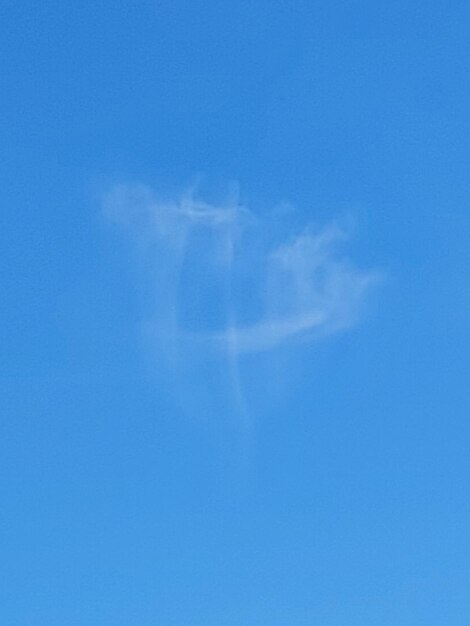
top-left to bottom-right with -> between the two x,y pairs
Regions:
2,2 -> 470,625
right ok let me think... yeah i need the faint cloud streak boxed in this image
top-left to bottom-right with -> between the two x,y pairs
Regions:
104,183 -> 378,355
104,181 -> 380,435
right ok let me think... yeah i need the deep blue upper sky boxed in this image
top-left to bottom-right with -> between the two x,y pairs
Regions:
2,2 -> 470,624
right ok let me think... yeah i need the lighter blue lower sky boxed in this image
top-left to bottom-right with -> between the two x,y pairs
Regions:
2,1 -> 470,624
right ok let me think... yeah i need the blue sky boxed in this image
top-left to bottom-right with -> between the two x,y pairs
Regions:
2,1 -> 470,624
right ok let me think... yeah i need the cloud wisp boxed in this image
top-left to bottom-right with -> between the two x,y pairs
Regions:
104,183 -> 379,428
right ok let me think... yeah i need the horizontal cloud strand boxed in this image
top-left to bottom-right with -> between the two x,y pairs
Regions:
105,183 -> 378,356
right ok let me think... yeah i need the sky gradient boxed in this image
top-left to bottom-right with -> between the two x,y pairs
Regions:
2,2 -> 470,624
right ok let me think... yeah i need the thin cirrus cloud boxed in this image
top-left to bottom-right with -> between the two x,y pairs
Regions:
104,182 -> 379,358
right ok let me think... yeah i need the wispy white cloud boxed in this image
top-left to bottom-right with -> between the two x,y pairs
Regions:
105,183 -> 379,355
104,182 -> 380,431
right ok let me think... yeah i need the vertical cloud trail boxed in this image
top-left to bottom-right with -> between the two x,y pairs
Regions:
104,183 -> 379,432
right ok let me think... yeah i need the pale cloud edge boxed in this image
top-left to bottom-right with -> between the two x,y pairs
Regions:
104,183 -> 380,356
